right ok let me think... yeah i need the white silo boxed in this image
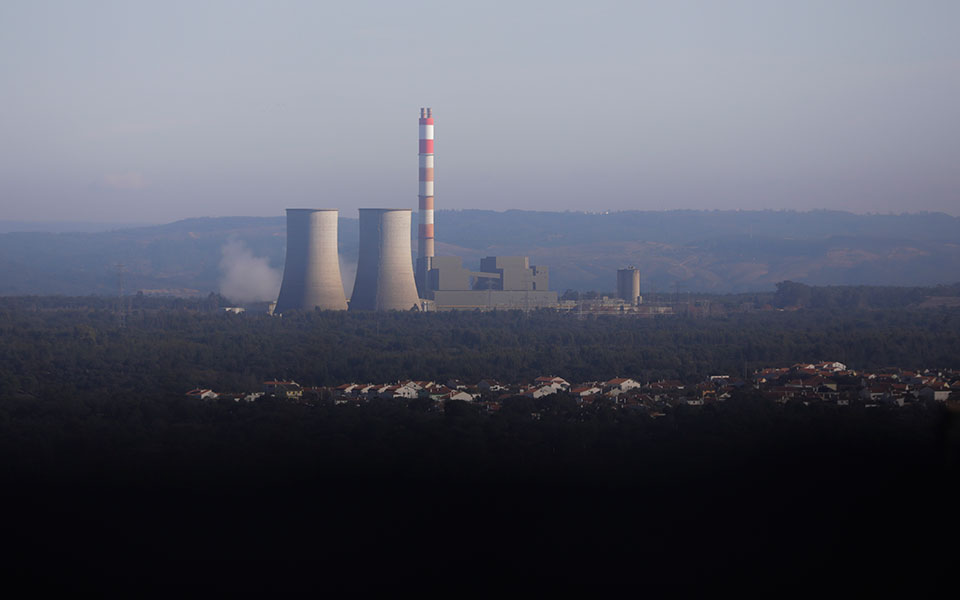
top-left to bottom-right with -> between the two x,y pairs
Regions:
617,267 -> 641,306
275,209 -> 348,313
350,208 -> 421,311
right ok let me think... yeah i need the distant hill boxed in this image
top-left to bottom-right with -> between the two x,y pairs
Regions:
0,210 -> 958,296
0,220 -> 154,234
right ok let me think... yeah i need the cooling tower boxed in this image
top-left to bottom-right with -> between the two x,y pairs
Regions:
350,208 -> 421,311
275,209 -> 348,313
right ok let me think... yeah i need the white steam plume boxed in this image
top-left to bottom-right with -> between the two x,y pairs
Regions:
218,239 -> 282,303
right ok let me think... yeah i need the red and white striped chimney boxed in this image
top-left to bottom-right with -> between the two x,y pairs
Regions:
418,107 -> 434,263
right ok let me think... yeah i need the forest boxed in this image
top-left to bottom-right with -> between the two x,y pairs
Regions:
1,291 -> 957,592
1,291 -> 959,400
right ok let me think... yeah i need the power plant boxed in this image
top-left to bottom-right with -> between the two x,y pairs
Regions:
348,208 -> 421,311
273,108 -> 564,312
274,209 -> 347,313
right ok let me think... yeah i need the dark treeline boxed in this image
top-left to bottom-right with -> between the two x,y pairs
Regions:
771,280 -> 960,309
567,280 -> 960,310
2,296 -> 959,400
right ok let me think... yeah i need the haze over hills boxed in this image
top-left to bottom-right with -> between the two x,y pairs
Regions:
0,221 -> 155,234
1,210 -> 958,297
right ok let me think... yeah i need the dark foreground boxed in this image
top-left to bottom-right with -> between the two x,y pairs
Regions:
2,395 -> 957,593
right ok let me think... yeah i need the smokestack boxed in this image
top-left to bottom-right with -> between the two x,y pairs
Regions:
275,209 -> 348,313
416,107 -> 434,294
350,208 -> 421,311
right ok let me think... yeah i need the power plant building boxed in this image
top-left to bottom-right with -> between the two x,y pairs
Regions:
426,255 -> 558,310
275,209 -> 348,313
477,256 -> 550,291
349,208 -> 421,311
406,108 -> 557,310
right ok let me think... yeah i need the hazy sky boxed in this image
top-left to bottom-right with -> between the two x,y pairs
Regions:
2,0 -> 958,223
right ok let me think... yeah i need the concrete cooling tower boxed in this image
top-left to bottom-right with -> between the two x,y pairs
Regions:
349,208 -> 421,311
275,209 -> 348,313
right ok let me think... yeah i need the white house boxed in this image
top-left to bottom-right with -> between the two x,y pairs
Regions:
604,378 -> 642,395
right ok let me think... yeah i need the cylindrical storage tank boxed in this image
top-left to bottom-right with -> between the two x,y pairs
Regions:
617,267 -> 641,306
350,208 -> 421,311
275,209 -> 348,313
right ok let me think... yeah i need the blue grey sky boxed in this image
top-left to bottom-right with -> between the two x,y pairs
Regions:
2,0 -> 958,222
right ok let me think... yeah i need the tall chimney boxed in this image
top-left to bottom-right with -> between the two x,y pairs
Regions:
350,208 -> 420,311
416,107 -> 434,295
275,209 -> 348,312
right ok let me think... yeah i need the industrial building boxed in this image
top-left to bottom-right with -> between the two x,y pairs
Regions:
349,208 -> 421,311
274,209 -> 348,313
425,255 -> 558,310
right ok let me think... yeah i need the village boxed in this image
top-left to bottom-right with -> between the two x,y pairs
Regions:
186,362 -> 960,417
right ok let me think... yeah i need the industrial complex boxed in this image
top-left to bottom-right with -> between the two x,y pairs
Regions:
273,109 -> 638,313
